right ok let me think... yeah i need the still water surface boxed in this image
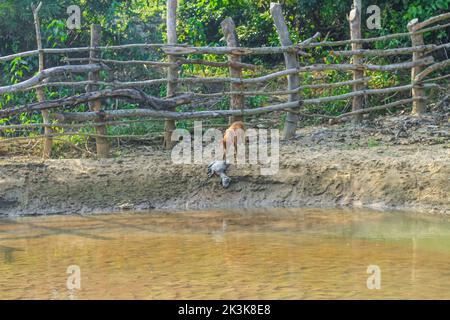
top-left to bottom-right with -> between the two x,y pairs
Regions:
1,208 -> 450,299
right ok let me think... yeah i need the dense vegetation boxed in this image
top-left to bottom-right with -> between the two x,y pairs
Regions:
0,0 -> 449,154
1,0 -> 449,55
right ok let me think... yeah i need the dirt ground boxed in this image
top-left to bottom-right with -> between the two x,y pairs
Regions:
0,112 -> 449,216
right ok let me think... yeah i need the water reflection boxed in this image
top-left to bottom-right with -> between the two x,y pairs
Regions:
0,208 -> 450,299
0,246 -> 23,264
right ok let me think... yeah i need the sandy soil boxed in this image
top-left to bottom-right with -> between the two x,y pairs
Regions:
0,114 -> 449,216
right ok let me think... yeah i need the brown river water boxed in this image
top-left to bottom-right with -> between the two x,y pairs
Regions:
1,208 -> 450,300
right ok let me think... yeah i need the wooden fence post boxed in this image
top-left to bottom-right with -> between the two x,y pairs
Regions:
88,24 -> 109,158
270,2 -> 300,140
348,0 -> 365,123
163,0 -> 179,149
408,18 -> 427,116
32,2 -> 52,159
221,17 -> 245,124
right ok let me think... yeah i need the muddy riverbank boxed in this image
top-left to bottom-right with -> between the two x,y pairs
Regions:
0,115 -> 449,216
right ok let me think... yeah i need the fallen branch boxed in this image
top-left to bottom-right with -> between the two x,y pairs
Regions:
53,137 -> 95,156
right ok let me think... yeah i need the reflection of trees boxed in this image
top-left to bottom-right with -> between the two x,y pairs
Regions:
0,245 -> 23,264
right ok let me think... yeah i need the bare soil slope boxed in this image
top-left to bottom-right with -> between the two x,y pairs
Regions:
0,115 -> 449,216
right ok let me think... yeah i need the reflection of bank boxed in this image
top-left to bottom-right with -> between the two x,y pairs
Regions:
345,212 -> 450,298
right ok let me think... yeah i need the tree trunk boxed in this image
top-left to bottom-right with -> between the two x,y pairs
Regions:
221,17 -> 245,124
163,0 -> 179,149
270,3 -> 300,140
408,18 -> 427,116
32,2 -> 52,159
348,0 -> 365,123
89,24 -> 109,158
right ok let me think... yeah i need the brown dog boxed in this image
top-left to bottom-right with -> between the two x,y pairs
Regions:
223,121 -> 245,162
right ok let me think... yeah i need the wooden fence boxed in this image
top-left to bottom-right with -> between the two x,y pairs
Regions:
0,1 -> 449,158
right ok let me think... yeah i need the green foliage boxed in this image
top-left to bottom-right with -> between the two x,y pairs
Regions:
47,20 -> 68,48
367,137 -> 381,148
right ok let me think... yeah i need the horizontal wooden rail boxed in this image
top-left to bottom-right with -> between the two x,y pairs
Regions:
2,79 -> 440,120
54,100 -> 305,122
332,43 -> 450,57
0,132 -> 162,144
63,57 -> 258,70
177,58 -> 258,70
0,41 -> 311,63
301,83 -> 437,104
0,89 -> 193,118
190,78 -> 371,97
162,45 -> 308,56
1,20 -> 448,63
0,44 -> 186,63
335,98 -> 423,119
7,83 -> 436,122
0,119 -> 161,131
423,74 -> 450,83
0,118 -> 265,132
2,8 -> 449,157
53,94 -> 430,122
12,58 -> 432,94
0,97 -> 422,135
409,12 -> 450,32
63,57 -> 174,67
289,98 -> 422,120
0,64 -> 102,94
415,59 -> 450,83
16,57 -> 434,91
27,77 -> 370,95
302,22 -> 450,48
